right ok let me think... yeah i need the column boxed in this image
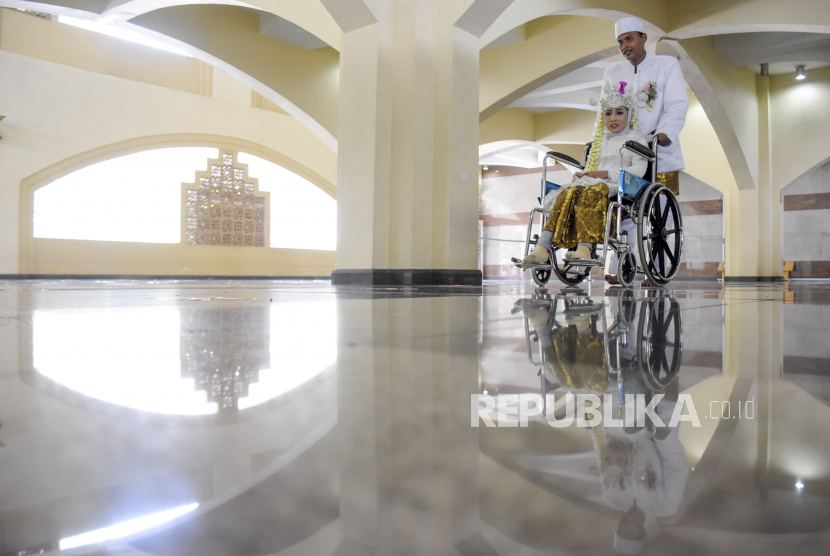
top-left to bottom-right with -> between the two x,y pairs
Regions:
756,64 -> 782,279
331,0 -> 482,286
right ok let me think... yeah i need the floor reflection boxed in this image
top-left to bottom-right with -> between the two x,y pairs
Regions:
481,291 -> 693,553
29,299 -> 336,415
2,280 -> 830,555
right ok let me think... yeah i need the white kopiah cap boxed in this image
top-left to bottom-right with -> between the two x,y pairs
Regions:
615,17 -> 645,38
614,533 -> 645,555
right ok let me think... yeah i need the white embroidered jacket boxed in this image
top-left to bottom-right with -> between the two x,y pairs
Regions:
603,54 -> 689,173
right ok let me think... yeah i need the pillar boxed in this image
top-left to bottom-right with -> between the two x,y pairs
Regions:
722,65 -> 782,280
757,65 -> 782,279
330,0 -> 482,285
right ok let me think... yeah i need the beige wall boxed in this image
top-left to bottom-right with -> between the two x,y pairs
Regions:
23,240 -> 335,276
0,44 -> 337,276
770,67 -> 830,193
678,36 -> 759,190
533,109 -> 596,146
678,94 -> 737,195
479,108 -> 534,144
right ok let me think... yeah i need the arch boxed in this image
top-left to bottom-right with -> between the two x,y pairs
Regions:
479,14 -> 620,120
779,156 -> 830,278
669,39 -> 756,191
477,10 -> 758,194
479,2 -> 670,48
19,133 -> 335,199
18,133 -> 337,274
667,0 -> 830,40
3,0 -> 340,151
780,155 -> 830,195
3,0 -> 345,50
130,4 -> 339,151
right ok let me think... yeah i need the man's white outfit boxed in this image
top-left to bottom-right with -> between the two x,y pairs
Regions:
604,53 -> 689,275
602,54 -> 688,173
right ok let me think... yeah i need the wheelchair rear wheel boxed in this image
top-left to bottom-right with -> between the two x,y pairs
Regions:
637,294 -> 683,391
550,247 -> 590,286
637,184 -> 683,285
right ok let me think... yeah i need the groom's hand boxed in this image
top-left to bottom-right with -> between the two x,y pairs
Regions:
655,133 -> 672,147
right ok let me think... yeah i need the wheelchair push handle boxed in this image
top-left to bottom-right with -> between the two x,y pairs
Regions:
623,140 -> 656,162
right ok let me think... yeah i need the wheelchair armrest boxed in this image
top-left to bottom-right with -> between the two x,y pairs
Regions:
546,151 -> 585,170
623,141 -> 656,161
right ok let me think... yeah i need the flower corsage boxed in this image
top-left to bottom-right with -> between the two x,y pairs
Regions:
638,81 -> 658,112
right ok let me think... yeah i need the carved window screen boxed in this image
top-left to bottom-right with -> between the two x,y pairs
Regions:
184,152 -> 269,246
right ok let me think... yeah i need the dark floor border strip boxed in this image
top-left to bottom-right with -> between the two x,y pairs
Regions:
724,276 -> 784,282
0,274 -> 332,281
331,269 -> 482,286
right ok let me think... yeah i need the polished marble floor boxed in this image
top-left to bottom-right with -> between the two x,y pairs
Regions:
1,278 -> 829,555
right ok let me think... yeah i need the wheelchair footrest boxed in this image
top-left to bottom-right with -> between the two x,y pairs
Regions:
562,258 -> 602,267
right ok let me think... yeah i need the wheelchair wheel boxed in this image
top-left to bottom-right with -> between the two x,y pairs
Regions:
531,266 -> 552,287
637,184 -> 684,285
550,247 -> 590,286
637,295 -> 683,391
617,288 -> 637,325
618,250 -> 637,288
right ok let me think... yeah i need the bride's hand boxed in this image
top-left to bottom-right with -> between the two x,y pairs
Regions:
582,170 -> 607,179
572,172 -> 584,180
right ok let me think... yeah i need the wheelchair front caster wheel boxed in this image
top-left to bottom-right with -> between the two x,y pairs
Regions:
619,250 -> 637,288
532,267 -> 552,287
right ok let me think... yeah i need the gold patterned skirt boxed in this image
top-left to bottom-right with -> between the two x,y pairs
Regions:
656,171 -> 680,195
543,182 -> 609,249
543,326 -> 608,392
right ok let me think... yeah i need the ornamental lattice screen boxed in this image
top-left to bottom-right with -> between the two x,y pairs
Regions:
183,151 -> 269,246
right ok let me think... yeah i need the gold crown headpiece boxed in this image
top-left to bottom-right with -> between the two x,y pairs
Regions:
590,82 -> 636,112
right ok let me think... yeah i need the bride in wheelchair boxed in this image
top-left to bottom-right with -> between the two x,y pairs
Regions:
517,81 -> 681,288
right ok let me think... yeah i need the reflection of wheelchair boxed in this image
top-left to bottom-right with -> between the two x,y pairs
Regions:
511,142 -> 684,288
513,291 -> 683,421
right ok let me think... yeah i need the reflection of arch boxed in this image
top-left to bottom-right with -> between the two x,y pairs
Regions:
17,293 -> 337,424
129,420 -> 339,554
19,359 -> 335,427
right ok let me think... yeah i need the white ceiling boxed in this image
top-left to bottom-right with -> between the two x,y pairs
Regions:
714,32 -> 830,75
258,12 -> 328,50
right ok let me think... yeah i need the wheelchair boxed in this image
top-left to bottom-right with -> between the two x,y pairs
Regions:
511,142 -> 684,288
512,290 -> 683,423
